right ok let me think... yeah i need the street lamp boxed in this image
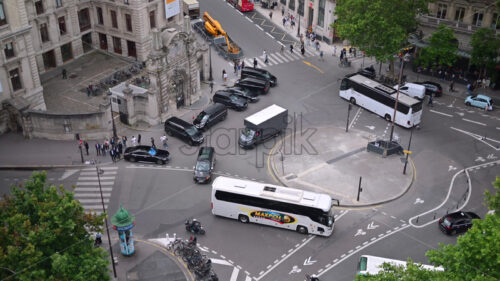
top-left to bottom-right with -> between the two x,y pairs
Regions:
389,53 -> 411,143
110,98 -> 118,141
95,164 -> 117,278
296,14 -> 301,38
403,125 -> 414,175
208,45 -> 213,82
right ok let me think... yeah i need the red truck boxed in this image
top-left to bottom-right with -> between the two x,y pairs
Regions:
227,0 -> 254,12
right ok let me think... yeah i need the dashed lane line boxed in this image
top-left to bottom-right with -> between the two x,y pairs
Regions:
246,17 -> 252,23
429,109 -> 453,117
462,118 -> 486,126
255,24 -> 264,31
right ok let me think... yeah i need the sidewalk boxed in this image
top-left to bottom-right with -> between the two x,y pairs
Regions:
269,126 -> 414,207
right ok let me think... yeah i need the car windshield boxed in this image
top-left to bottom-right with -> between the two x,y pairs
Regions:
186,127 -> 199,136
195,161 -> 210,171
443,218 -> 452,227
230,95 -> 240,102
242,128 -> 255,138
194,112 -> 206,123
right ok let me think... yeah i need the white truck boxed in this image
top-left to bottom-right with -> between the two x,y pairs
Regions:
239,104 -> 288,149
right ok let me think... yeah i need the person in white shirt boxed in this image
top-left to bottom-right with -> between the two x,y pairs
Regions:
131,136 -> 137,146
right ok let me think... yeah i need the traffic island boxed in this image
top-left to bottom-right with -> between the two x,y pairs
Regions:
269,126 -> 414,207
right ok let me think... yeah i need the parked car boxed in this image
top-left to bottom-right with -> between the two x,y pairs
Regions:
241,67 -> 277,87
124,145 -> 169,164
393,82 -> 426,100
235,77 -> 270,95
439,211 -> 480,235
415,81 -> 442,97
465,94 -> 493,110
193,103 -> 227,131
193,147 -> 216,184
165,117 -> 204,146
358,66 -> 376,79
223,87 -> 259,103
213,91 -> 248,111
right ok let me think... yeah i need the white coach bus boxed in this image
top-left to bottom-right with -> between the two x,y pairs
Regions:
339,74 -> 423,128
357,255 -> 444,275
211,177 -> 338,236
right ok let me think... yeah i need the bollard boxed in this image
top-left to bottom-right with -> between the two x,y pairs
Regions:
433,213 -> 436,220
113,256 -> 119,264
416,216 -> 419,223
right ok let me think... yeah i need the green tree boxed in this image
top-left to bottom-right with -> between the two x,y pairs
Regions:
333,0 -> 430,76
416,24 -> 458,69
484,177 -> 500,215
355,259 -> 446,281
0,172 -> 110,280
470,28 -> 500,78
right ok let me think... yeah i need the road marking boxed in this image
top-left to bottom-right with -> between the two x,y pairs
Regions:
126,165 -> 193,172
429,110 -> 453,117
211,258 -> 232,266
230,267 -> 240,281
226,2 -> 233,7
82,166 -> 118,171
278,41 -> 286,47
462,118 -> 486,126
255,24 -> 264,31
265,32 -> 274,39
74,193 -> 111,197
237,10 -> 243,15
60,169 -> 79,180
78,198 -> 109,203
246,17 -> 252,23
302,60 -> 324,73
450,127 -> 500,151
77,181 -> 114,185
78,176 -> 115,180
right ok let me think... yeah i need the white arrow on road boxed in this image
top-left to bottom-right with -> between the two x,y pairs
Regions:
59,169 -> 79,180
455,112 -> 464,116
288,265 -> 301,274
448,165 -> 457,171
367,222 -> 379,230
304,257 -> 317,266
365,125 -> 375,130
354,229 -> 366,237
475,156 -> 486,162
414,198 -> 424,204
487,154 -> 498,160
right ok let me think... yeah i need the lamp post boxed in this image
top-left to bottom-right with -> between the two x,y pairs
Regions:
110,98 -> 118,141
403,125 -> 414,175
296,14 -> 301,38
96,164 -> 117,278
208,45 -> 213,82
388,53 -> 411,143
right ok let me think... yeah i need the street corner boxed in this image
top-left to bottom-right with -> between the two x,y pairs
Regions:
116,239 -> 193,281
268,126 -> 415,207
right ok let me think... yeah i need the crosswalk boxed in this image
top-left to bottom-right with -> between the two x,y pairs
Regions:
233,48 -> 318,68
74,166 -> 118,214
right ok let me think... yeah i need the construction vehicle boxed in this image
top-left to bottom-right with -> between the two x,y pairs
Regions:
192,12 -> 243,60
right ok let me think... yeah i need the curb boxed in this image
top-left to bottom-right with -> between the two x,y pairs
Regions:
267,128 -> 416,209
0,159 -> 118,170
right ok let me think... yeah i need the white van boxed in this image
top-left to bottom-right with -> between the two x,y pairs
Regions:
393,83 -> 426,100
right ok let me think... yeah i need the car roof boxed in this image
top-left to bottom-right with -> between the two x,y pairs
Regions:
447,211 -> 479,220
125,145 -> 168,154
475,94 -> 491,100
198,147 -> 214,159
238,77 -> 267,84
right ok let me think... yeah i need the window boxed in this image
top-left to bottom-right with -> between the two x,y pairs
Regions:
317,0 -> 325,27
280,0 -> 285,5
35,1 -> 44,15
40,23 -> 49,42
491,13 -> 499,30
298,0 -> 304,16
454,7 -> 465,22
55,0 -> 62,8
436,4 -> 447,19
113,36 -> 122,54
97,7 -> 104,25
9,69 -> 22,91
149,10 -> 156,29
0,2 -> 6,26
125,14 -> 132,32
58,16 -> 66,35
4,42 -> 14,58
472,11 -> 483,26
288,0 -> 295,11
124,0 -> 129,4
111,10 -> 118,28
78,8 -> 91,31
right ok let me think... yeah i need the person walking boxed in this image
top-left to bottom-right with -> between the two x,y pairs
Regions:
150,137 -> 156,148
449,80 -> 455,92
138,134 -> 142,144
131,135 -> 137,146
160,135 -> 168,148
427,93 -> 434,107
95,142 -> 101,156
122,136 -> 127,148
301,45 -> 305,55
101,144 -> 106,156
269,11 -> 273,19
466,83 -> 472,95
280,45 -> 285,54
233,61 -> 238,73
209,80 -> 214,93
282,17 -> 286,27
84,141 -> 89,155
264,50 -> 269,64
319,50 -> 324,61
290,44 -> 294,53
333,45 -> 337,57
281,6 -> 285,17
86,87 -> 91,97
223,70 -> 228,83
118,142 -> 123,155
253,58 -> 258,68
110,149 -> 116,162
62,69 -> 67,79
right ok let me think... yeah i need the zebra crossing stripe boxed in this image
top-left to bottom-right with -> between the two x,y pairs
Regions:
75,187 -> 113,191
244,58 -> 253,67
80,171 -> 117,176
281,52 -> 297,61
78,176 -> 115,180
77,181 -> 114,185
78,198 -> 110,203
74,193 -> 111,197
289,52 -> 302,60
267,54 -> 279,64
84,205 -> 108,210
305,49 -> 316,56
254,57 -> 266,68
269,53 -> 284,63
82,166 -> 118,171
273,52 -> 290,63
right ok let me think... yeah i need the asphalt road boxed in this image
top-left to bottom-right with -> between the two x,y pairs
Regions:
2,1 -> 499,280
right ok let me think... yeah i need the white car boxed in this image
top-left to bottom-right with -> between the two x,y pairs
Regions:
393,83 -> 426,100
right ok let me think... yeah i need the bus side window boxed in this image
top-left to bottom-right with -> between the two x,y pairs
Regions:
340,79 -> 349,90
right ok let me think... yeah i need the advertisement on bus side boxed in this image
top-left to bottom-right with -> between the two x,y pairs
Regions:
249,210 -> 296,224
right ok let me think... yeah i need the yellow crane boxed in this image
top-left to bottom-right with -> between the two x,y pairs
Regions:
202,12 -> 240,55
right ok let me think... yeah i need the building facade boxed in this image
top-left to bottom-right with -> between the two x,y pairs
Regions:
279,0 -> 337,44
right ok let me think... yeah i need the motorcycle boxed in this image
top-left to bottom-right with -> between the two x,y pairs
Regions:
185,219 -> 206,235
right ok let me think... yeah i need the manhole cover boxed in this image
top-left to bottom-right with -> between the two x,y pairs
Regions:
69,74 -> 78,79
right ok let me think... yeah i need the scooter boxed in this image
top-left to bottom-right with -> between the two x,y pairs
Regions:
185,219 -> 206,235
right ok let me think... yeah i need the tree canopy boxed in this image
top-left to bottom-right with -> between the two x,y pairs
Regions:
0,172 -> 110,281
334,0 -> 430,64
416,24 -> 458,68
355,259 -> 446,281
470,28 -> 500,77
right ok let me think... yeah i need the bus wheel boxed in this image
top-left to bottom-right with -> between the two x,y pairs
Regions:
297,226 -> 308,235
349,98 -> 356,105
384,114 -> 391,122
238,215 -> 249,223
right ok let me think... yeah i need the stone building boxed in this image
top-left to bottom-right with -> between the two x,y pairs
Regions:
0,0 -> 207,138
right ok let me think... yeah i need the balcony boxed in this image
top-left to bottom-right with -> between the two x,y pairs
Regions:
419,14 -> 486,35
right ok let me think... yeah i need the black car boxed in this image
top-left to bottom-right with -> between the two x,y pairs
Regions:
415,81 -> 442,97
439,211 -> 480,235
165,117 -> 204,146
193,103 -> 228,131
241,67 -> 277,87
235,77 -> 270,95
193,147 -> 216,183
124,145 -> 170,164
223,87 -> 259,103
358,66 -> 376,79
213,91 -> 248,111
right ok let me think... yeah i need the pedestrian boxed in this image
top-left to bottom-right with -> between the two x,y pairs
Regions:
290,44 -> 294,53
449,80 -> 455,92
151,137 -> 156,148
86,87 -> 91,97
138,134 -> 142,144
223,71 -> 228,83
353,48 -> 356,58
84,141 -> 89,155
115,145 -> 121,159
110,149 -> 115,162
253,58 -> 258,68
280,45 -> 284,54
315,41 -> 320,51
427,93 -> 433,107
333,45 -> 337,57
95,142 -> 100,156
466,83 -> 472,95
222,69 -> 226,80
264,50 -> 269,64
282,17 -> 286,26
241,60 -> 245,69
122,136 -> 127,147
62,68 -> 67,79
118,142 -> 123,155
319,50 -> 324,61
281,6 -> 285,17
209,80 -> 214,93
349,47 -> 352,57
269,11 -> 272,19
160,135 -> 168,148
301,46 -> 305,55
131,135 -> 137,146
234,61 -> 238,73
101,144 -> 106,156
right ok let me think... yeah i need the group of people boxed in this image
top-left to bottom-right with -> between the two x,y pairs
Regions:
94,136 -> 127,162
281,10 -> 296,29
